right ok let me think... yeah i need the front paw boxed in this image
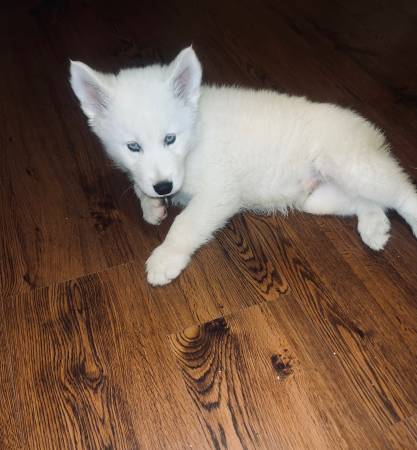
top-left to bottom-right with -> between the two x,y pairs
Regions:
142,199 -> 167,225
146,245 -> 190,286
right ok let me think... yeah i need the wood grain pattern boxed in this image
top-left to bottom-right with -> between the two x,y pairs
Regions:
220,214 -> 417,424
169,302 -> 393,449
0,262 -> 211,449
1,0 -> 417,448
386,415 -> 417,450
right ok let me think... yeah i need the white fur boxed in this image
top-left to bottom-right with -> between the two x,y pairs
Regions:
70,47 -> 417,285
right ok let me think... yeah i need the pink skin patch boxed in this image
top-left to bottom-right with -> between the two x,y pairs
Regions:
304,177 -> 321,194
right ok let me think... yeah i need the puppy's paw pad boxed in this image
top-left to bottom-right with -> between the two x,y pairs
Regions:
358,210 -> 390,251
146,246 -> 190,286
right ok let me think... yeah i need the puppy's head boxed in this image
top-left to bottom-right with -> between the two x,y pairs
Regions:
70,47 -> 202,198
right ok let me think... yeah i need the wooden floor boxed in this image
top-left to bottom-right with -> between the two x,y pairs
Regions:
1,0 -> 417,448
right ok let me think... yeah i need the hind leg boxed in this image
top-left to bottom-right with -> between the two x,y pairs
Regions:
340,164 -> 417,240
302,183 -> 391,250
302,183 -> 357,216
317,143 -> 417,241
356,205 -> 391,251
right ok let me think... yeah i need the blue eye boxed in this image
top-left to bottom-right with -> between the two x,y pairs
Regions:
127,141 -> 142,152
164,134 -> 176,146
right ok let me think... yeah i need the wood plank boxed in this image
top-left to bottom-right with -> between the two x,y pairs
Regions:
0,5 -> 139,296
269,0 -> 417,106
0,312 -> 25,448
217,213 -> 417,426
169,302 -> 395,449
0,262 -> 211,449
385,414 -> 417,450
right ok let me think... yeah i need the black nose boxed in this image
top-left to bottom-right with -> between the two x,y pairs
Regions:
153,181 -> 173,196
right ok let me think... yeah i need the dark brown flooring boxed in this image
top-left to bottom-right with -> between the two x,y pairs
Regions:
1,0 -> 417,448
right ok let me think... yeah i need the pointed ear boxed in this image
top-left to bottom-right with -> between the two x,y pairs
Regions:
69,61 -> 114,119
169,47 -> 202,106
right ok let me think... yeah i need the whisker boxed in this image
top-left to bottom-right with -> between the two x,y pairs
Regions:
119,184 -> 135,202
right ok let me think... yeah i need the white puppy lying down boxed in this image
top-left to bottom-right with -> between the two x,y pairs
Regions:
70,47 -> 417,286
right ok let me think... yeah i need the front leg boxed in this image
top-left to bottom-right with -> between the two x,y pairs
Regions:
146,193 -> 239,286
134,185 -> 167,225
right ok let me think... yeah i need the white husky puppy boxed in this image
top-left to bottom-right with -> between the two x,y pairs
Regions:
70,47 -> 417,285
